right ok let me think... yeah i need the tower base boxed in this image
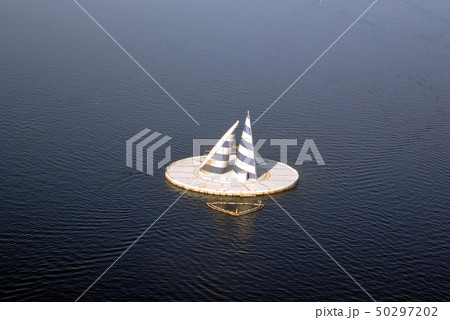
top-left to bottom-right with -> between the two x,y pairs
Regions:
165,155 -> 299,197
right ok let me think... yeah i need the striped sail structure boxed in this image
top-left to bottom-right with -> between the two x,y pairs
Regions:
233,111 -> 257,180
199,120 -> 239,175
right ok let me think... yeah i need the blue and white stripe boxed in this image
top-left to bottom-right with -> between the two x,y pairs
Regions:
199,120 -> 239,175
233,111 -> 257,179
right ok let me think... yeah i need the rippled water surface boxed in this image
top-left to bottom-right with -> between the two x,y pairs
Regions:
0,0 -> 449,301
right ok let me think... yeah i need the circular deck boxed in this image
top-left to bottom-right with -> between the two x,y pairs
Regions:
165,155 -> 299,197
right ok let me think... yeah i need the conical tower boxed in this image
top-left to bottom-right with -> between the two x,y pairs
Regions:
166,111 -> 299,196
199,120 -> 239,175
233,111 -> 257,180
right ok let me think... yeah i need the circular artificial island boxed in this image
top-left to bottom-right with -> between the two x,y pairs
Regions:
165,111 -> 299,197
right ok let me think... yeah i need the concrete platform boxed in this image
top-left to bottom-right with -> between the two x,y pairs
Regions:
165,155 -> 299,197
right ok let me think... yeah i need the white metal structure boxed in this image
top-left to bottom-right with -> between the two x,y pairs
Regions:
165,112 -> 299,197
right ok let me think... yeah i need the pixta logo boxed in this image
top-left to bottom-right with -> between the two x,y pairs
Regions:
126,129 -> 172,175
270,139 -> 325,166
127,131 -> 325,176
193,138 -> 325,166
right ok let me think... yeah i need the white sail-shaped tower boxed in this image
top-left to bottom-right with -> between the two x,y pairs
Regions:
199,120 -> 239,175
233,111 -> 257,180
165,112 -> 299,197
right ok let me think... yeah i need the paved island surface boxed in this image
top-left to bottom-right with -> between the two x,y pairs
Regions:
165,155 -> 299,197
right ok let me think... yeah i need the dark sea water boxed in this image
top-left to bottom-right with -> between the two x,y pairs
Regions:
0,0 -> 449,301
